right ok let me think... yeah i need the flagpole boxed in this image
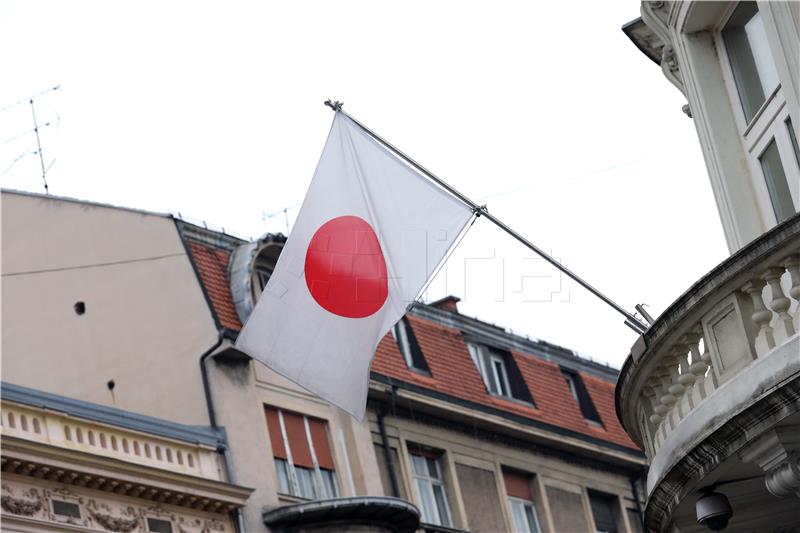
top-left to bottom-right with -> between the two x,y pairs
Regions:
324,100 -> 648,334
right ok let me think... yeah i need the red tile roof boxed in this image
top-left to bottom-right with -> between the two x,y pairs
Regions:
184,239 -> 638,452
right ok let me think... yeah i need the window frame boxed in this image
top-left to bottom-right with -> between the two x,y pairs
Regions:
391,317 -> 431,374
270,407 -> 339,501
508,496 -> 543,533
467,341 -> 534,404
409,450 -> 453,527
715,1 -> 799,226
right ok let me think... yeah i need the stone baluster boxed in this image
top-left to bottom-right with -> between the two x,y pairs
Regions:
686,329 -> 709,405
676,339 -> 697,415
742,279 -> 776,357
762,267 -> 795,343
784,255 -> 800,332
657,365 -> 678,440
665,348 -> 687,423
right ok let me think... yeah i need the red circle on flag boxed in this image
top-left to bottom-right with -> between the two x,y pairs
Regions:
304,215 -> 388,318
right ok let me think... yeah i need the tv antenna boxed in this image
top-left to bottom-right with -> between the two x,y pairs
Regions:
262,202 -> 300,234
1,85 -> 61,193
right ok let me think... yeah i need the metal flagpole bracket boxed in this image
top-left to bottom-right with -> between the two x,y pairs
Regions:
324,100 -> 343,112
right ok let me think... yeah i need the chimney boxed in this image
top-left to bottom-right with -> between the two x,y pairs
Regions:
430,295 -> 460,313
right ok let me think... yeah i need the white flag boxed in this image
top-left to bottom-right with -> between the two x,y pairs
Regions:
236,113 -> 473,419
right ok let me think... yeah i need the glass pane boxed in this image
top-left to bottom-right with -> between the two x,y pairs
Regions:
275,458 -> 291,494
427,457 -> 440,479
295,466 -> 316,499
416,478 -> 440,524
510,500 -> 531,532
432,484 -> 452,527
760,139 -> 796,223
525,503 -> 542,533
787,118 -> 800,169
411,455 -> 428,477
483,353 -> 499,393
723,2 -> 780,122
493,359 -> 510,397
320,469 -> 339,498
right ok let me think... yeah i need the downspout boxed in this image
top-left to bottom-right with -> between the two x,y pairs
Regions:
630,473 -> 645,531
200,331 -> 246,533
377,409 -> 400,498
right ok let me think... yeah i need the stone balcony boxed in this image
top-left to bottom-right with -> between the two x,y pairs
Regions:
616,214 -> 800,531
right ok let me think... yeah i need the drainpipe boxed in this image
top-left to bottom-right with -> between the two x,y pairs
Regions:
199,332 -> 246,533
629,473 -> 645,531
377,408 -> 400,498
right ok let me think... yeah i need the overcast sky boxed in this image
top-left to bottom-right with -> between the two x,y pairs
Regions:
1,1 -> 729,368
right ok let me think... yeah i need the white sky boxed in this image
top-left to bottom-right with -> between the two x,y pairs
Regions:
0,1 -> 729,368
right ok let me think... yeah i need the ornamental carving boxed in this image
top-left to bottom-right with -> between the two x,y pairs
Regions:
87,501 -> 141,532
1,485 -> 44,516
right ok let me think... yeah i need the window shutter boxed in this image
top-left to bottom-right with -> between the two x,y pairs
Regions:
503,469 -> 534,501
307,417 -> 335,470
264,407 -> 287,459
503,351 -> 534,403
403,318 -> 430,372
283,411 -> 314,468
565,370 -> 602,424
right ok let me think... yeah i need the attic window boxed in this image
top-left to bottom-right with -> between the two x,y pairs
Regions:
391,317 -> 430,373
251,240 -> 283,300
561,368 -> 602,425
467,343 -> 533,404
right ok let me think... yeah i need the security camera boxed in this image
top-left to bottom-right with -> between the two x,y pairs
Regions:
696,491 -> 733,531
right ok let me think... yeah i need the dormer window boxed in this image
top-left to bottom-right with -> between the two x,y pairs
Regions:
467,342 -> 533,404
391,317 -> 430,373
561,368 -> 602,426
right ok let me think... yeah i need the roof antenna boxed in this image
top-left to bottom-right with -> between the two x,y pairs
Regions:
28,85 -> 60,194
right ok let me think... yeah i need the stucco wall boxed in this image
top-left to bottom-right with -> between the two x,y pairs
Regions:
1,192 -> 218,425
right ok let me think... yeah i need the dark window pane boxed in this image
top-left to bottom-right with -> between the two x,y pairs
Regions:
722,2 -> 780,122
147,518 -> 174,533
562,369 -> 602,424
52,500 -> 81,519
589,490 -> 619,533
759,139 -> 796,223
787,118 -> 800,169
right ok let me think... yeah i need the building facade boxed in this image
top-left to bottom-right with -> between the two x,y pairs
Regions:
2,188 -> 646,532
619,2 -> 799,532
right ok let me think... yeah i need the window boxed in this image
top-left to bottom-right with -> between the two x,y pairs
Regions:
147,518 -> 173,533
264,406 -> 338,500
52,500 -> 81,519
722,1 -> 780,123
503,469 -> 542,533
787,118 -> 800,169
717,2 -> 799,227
409,447 -> 452,527
759,139 -> 796,223
588,490 -> 621,533
391,317 -> 430,373
561,368 -> 603,425
467,342 -> 533,403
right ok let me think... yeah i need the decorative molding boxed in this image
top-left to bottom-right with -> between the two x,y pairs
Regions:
740,426 -> 800,498
1,485 -> 44,516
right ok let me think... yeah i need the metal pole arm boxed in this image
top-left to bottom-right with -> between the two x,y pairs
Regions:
324,100 -> 648,334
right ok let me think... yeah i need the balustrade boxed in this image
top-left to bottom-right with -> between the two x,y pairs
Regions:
632,247 -> 800,460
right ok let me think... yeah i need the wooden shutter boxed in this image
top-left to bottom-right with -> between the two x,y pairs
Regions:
264,407 -> 287,459
282,411 -> 314,468
503,469 -> 534,501
307,417 -> 335,470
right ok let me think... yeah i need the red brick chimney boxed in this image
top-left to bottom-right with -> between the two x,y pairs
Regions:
429,295 -> 460,313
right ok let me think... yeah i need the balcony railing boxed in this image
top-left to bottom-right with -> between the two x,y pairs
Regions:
617,214 -> 800,462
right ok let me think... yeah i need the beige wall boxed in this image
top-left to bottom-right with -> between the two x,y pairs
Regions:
372,412 -> 641,533
1,192 -> 218,425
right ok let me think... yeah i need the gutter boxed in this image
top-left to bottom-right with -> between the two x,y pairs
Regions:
377,409 -> 400,497
199,330 -> 246,533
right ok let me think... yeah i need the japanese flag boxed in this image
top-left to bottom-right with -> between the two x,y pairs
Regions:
236,112 -> 473,419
